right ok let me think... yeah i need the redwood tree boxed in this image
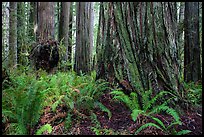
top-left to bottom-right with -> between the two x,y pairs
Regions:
74,2 -> 94,74
36,2 -> 55,41
59,2 -> 71,62
184,2 -> 201,83
9,2 -> 17,68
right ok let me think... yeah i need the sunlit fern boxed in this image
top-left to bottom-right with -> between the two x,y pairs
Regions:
35,124 -> 52,135
2,72 -> 48,135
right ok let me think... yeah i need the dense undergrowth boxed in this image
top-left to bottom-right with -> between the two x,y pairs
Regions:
2,68 -> 202,135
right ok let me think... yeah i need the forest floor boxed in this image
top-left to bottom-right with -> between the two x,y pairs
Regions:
32,90 -> 202,135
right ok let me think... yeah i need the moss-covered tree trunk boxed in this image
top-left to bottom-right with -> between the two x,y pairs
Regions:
96,2 -> 182,97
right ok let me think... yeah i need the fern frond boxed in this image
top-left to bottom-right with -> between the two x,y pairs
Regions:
63,95 -> 74,110
35,124 -> 52,135
144,91 -> 174,111
130,92 -> 140,110
110,90 -> 125,96
162,106 -> 181,123
167,121 -> 182,130
91,70 -> 97,80
176,130 -> 191,135
2,110 -> 16,121
94,101 -> 112,119
131,109 -> 144,122
90,113 -> 101,129
111,90 -> 131,106
151,116 -> 166,129
91,81 -> 109,98
51,95 -> 64,112
151,105 -> 181,123
76,96 -> 94,110
141,89 -> 152,109
134,122 -> 161,135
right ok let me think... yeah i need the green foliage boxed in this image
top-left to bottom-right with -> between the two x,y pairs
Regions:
90,113 -> 101,129
90,113 -> 115,135
91,127 -> 115,135
183,81 -> 202,105
110,89 -> 189,135
2,69 -> 110,135
111,89 -> 176,121
2,70 -> 49,135
35,124 -> 52,135
110,90 -> 140,110
134,122 -> 161,135
64,112 -> 73,130
176,130 -> 192,135
94,101 -> 112,119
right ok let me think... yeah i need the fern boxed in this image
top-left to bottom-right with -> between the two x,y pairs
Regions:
64,112 -> 72,130
3,69 -> 111,135
90,113 -> 101,129
94,101 -> 112,119
111,90 -> 133,110
130,92 -> 140,110
151,117 -> 166,129
141,89 -> 152,109
2,71 -> 48,135
144,90 -> 175,111
91,127 -> 101,135
51,96 -> 64,112
76,96 -> 95,110
153,105 -> 181,123
35,124 -> 52,135
91,81 -> 110,99
176,130 -> 191,135
134,123 -> 161,135
131,109 -> 144,122
111,88 -> 185,135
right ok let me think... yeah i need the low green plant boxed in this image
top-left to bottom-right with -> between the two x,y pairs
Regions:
2,70 -> 48,135
134,115 -> 191,135
90,113 -> 115,135
94,101 -> 112,119
110,89 -> 190,135
35,124 -> 52,135
183,81 -> 202,106
64,112 -> 73,130
55,71 -> 111,117
2,69 -> 111,134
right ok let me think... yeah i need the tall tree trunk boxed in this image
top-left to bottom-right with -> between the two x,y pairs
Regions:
96,2 -> 182,97
17,2 -> 26,65
88,2 -> 94,70
68,2 -> 73,64
184,2 -> 201,82
36,2 -> 55,41
2,2 -> 10,66
9,2 -> 17,69
29,2 -> 37,41
30,2 -> 59,74
59,2 -> 71,62
74,2 -> 91,74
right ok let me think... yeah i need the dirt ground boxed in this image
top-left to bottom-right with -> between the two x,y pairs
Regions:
33,91 -> 202,135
